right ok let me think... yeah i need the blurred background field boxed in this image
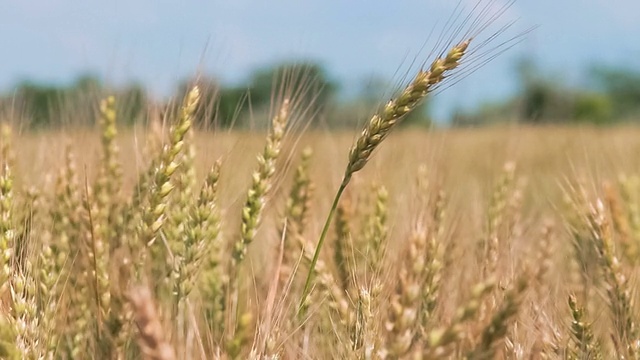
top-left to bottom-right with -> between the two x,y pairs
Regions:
13,125 -> 640,191
12,124 -> 640,258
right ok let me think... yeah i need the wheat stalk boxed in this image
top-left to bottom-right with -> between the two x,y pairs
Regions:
300,38 -> 471,312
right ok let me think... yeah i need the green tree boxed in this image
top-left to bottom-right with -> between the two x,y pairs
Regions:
14,81 -> 64,128
244,61 -> 337,128
518,59 -> 548,122
12,74 -> 105,128
573,92 -> 612,125
591,66 -> 640,120
116,83 -> 148,126
516,58 -> 575,123
178,62 -> 336,129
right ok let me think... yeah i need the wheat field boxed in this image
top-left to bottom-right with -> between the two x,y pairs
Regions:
2,110 -> 640,359
1,11 -> 639,359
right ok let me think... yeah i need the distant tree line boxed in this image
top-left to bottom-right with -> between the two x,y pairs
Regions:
453,59 -> 640,126
2,75 -> 147,129
0,61 -> 432,130
3,58 -> 636,129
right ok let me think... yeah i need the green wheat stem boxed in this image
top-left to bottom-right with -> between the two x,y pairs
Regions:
299,180 -> 348,314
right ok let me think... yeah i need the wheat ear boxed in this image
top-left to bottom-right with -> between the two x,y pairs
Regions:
129,286 -> 176,360
0,124 -> 15,292
142,86 -> 200,249
300,39 -> 471,312
232,99 -> 291,264
567,294 -> 602,360
589,198 -> 639,357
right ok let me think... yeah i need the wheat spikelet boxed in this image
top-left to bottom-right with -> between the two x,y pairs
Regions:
344,39 -> 470,184
467,275 -> 528,360
197,162 -> 226,338
94,95 -> 123,243
51,146 -> 95,358
226,311 -> 253,359
173,158 -> 223,357
350,287 -> 375,358
232,99 -> 291,265
167,131 -> 198,305
333,198 -> 353,293
129,286 -> 176,360
10,260 -> 40,359
588,198 -> 639,357
224,99 -> 291,356
0,167 -> 14,295
279,147 -> 314,289
301,242 -> 350,321
363,183 -> 388,296
175,159 -> 221,302
567,294 -> 602,360
617,175 -> 640,263
50,145 -> 81,278
0,123 -> 15,296
484,161 -> 517,279
424,278 -> 496,358
86,95 -> 131,358
421,189 -> 446,329
0,313 -> 18,359
130,86 -> 200,294
142,86 -> 200,248
37,194 -> 63,358
563,180 -> 601,300
385,218 -> 440,358
92,98 -> 124,356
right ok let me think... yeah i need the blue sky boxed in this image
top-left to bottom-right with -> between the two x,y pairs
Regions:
2,0 -> 639,122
